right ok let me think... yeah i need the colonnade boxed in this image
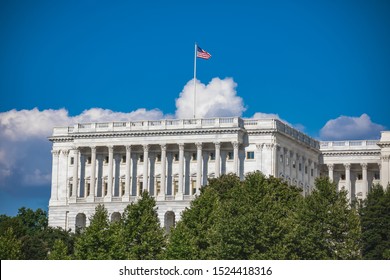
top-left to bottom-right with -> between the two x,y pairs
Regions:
327,162 -> 381,200
52,141 -> 241,202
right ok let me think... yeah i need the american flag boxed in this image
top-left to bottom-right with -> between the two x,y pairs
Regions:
197,46 -> 211,60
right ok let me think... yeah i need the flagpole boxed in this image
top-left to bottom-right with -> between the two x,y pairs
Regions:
193,42 -> 197,119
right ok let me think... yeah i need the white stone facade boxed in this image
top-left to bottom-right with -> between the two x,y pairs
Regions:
48,117 -> 390,231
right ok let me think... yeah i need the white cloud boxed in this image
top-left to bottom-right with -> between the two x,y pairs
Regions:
0,107 -> 164,189
249,112 -> 306,131
319,114 -> 385,140
175,77 -> 245,119
251,112 -> 283,120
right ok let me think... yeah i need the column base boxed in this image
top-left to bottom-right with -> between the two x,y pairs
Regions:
86,196 -> 95,203
104,196 -> 112,202
157,194 -> 166,201
122,195 -> 130,202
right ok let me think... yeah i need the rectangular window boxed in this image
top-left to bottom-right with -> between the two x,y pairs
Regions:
173,180 -> 178,195
174,154 -> 179,161
104,156 -> 109,164
246,151 -> 255,160
299,163 -> 302,171
292,161 -> 296,168
191,180 -> 196,195
374,173 -> 380,180
121,155 -> 126,163
192,153 -> 197,161
139,155 -> 144,162
357,173 -> 362,180
311,168 -> 314,176
280,154 -> 283,163
104,182 -> 108,196
305,166 -> 308,174
156,154 -> 161,162
156,181 -> 161,195
209,152 -> 215,161
86,183 -> 91,196
341,174 -> 346,180
70,157 -> 74,165
87,156 -> 91,164
138,182 -> 143,194
228,152 -> 234,160
121,182 -> 125,196
69,183 -> 73,197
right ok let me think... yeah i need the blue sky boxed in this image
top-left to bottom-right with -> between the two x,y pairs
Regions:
0,0 -> 389,216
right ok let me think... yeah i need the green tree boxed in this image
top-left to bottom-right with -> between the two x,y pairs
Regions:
0,228 -> 22,260
166,172 -> 303,259
74,204 -> 114,259
293,177 -> 361,259
360,184 -> 390,259
48,239 -> 72,260
209,172 -> 302,259
165,174 -> 240,259
114,191 -> 165,259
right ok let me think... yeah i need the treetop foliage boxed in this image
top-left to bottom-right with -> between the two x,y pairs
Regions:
1,173 -> 389,260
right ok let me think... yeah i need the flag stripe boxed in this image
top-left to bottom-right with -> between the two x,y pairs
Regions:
197,46 -> 211,60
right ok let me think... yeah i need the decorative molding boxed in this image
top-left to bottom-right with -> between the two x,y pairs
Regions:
322,151 -> 381,157
51,150 -> 60,156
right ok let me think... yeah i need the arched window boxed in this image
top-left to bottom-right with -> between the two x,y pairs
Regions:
75,213 -> 86,230
111,212 -> 121,222
164,211 -> 175,234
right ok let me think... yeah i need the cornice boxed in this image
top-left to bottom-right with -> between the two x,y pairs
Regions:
322,151 -> 381,157
377,141 -> 390,148
49,127 -> 244,142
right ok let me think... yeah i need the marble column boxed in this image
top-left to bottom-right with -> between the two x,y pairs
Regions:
327,163 -> 334,182
272,144 -> 278,177
71,148 -> 79,201
123,145 -> 131,201
176,143 -> 184,200
361,163 -> 368,198
196,142 -> 202,195
87,146 -> 96,202
143,144 -> 149,193
62,149 -> 69,200
215,142 -> 221,178
158,144 -> 167,201
256,144 -> 263,172
233,141 -> 239,175
50,149 -> 60,202
105,145 -> 114,200
344,163 -> 351,200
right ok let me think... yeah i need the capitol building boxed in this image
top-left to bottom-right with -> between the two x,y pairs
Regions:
48,117 -> 390,231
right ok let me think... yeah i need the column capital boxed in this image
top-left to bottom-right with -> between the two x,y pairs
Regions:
232,141 -> 239,149
51,150 -> 60,156
90,145 -> 97,151
214,141 -> 221,148
125,145 -> 131,152
107,145 -> 114,152
196,142 -> 202,149
62,149 -> 69,156
178,143 -> 185,150
265,143 -> 274,150
143,144 -> 149,152
327,163 -> 334,170
160,144 -> 167,151
73,147 -> 79,153
361,163 -> 368,169
344,163 -> 351,170
256,143 -> 263,150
